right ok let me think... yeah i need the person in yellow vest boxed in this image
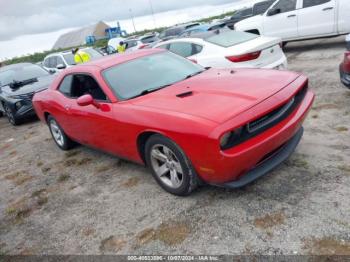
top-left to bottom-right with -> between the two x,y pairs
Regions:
72,48 -> 91,64
116,41 -> 127,54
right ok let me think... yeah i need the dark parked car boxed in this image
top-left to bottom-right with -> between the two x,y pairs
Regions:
225,0 -> 274,29
340,51 -> 350,88
0,63 -> 55,125
179,22 -> 228,37
159,23 -> 201,41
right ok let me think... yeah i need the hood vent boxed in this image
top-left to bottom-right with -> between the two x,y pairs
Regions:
176,91 -> 193,98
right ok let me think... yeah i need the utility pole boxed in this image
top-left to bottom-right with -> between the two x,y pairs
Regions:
129,8 -> 137,32
148,0 -> 157,28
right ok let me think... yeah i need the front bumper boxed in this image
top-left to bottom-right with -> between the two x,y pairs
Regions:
339,64 -> 350,88
193,86 -> 314,185
7,100 -> 36,119
214,127 -> 303,188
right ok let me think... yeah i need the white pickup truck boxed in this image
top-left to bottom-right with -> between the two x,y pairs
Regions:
235,0 -> 350,42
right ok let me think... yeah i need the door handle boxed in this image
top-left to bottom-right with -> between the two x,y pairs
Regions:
287,14 -> 296,18
323,7 -> 334,11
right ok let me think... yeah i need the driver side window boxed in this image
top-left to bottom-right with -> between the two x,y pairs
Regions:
274,0 -> 297,13
58,74 -> 108,101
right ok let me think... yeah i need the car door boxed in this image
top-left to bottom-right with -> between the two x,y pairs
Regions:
263,0 -> 298,40
55,73 -> 119,153
298,0 -> 335,37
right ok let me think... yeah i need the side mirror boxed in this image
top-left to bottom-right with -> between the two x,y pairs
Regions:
267,8 -> 281,16
57,64 -> 66,70
77,94 -> 100,108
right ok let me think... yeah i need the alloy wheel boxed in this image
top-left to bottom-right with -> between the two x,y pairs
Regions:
49,119 -> 64,147
150,144 -> 184,189
4,104 -> 15,125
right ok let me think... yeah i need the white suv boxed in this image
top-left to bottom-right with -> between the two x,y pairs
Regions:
42,48 -> 103,72
235,0 -> 350,43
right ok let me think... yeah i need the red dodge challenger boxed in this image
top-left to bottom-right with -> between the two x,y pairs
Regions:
33,49 -> 314,196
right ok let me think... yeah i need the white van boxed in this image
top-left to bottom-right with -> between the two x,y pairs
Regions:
235,0 -> 350,43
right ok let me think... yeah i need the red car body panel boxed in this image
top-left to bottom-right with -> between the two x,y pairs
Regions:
33,49 -> 315,185
340,51 -> 350,88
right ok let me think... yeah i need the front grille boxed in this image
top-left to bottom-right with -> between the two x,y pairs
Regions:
248,85 -> 308,135
223,84 -> 308,150
248,97 -> 295,133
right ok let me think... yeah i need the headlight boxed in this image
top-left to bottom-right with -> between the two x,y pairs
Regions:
220,132 -> 232,148
220,127 -> 244,150
15,101 -> 22,110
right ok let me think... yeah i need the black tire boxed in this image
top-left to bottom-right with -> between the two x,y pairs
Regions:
47,115 -> 74,151
3,103 -> 20,126
0,111 -> 3,117
145,134 -> 198,196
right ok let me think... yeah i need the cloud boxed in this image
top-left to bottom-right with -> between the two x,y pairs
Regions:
0,0 -> 235,40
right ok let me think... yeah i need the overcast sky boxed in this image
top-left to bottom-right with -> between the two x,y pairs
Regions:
0,0 -> 259,60
0,0 -> 239,41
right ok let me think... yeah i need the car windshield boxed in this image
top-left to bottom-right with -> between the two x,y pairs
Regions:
0,64 -> 49,86
232,8 -> 253,18
160,28 -> 183,38
63,54 -> 75,65
102,52 -> 204,100
254,1 -> 273,15
205,30 -> 258,48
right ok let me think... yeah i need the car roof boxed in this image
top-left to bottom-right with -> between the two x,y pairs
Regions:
167,22 -> 200,30
0,62 -> 34,72
183,24 -> 211,32
63,49 -> 164,72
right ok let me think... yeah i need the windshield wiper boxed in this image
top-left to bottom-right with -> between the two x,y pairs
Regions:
183,68 -> 209,80
184,70 -> 204,80
129,84 -> 172,99
9,78 -> 38,89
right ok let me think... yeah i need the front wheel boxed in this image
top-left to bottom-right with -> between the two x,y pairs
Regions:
3,103 -> 20,126
145,134 -> 198,196
47,115 -> 74,151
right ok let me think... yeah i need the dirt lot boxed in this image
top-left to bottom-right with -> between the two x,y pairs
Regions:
0,36 -> 350,255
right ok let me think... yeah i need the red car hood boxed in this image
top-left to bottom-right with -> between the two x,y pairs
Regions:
131,68 -> 300,124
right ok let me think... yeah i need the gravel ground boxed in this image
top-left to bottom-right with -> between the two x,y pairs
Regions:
0,36 -> 349,256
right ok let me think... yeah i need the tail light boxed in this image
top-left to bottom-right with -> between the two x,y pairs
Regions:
138,44 -> 148,49
225,51 -> 261,63
343,51 -> 350,72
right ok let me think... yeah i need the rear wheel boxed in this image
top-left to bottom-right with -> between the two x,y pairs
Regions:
3,103 -> 20,126
47,115 -> 74,150
145,134 -> 198,196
